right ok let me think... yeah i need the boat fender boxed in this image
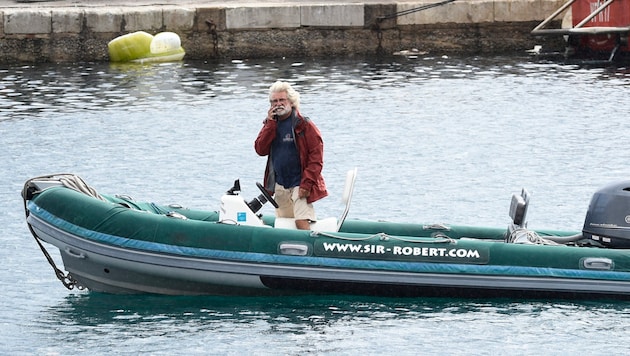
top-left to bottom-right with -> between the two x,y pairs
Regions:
108,31 -> 154,62
150,32 -> 182,54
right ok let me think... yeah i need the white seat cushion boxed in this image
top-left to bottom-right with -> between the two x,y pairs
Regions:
274,217 -> 338,231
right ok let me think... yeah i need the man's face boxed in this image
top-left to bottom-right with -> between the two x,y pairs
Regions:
270,92 -> 292,118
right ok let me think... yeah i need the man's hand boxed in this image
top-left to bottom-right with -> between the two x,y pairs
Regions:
266,106 -> 278,121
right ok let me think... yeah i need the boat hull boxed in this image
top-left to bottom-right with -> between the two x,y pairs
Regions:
22,175 -> 630,300
27,212 -> 630,299
30,214 -> 280,295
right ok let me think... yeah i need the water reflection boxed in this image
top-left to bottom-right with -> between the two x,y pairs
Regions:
4,56 -> 629,123
47,292 -> 630,328
36,292 -> 628,354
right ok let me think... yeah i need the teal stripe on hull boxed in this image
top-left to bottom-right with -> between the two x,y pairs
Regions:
28,201 -> 630,282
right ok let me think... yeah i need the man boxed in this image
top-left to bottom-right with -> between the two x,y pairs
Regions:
254,81 -> 328,230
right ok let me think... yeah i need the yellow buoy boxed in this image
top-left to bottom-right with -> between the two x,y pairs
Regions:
107,31 -> 154,62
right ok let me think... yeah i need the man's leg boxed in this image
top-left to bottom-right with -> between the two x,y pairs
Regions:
292,188 -> 316,230
295,219 -> 311,230
273,184 -> 294,218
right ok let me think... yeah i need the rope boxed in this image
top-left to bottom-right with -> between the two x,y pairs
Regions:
23,199 -> 83,290
371,0 -> 457,56
32,232 -> 83,290
312,231 -> 390,241
377,0 -> 458,22
508,228 -> 560,245
23,173 -> 103,200
311,231 -> 454,244
58,174 -> 103,200
22,173 -> 99,291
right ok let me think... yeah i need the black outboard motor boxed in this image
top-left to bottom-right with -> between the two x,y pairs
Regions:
583,181 -> 630,248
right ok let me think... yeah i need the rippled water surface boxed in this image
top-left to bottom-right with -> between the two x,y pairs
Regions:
2,56 -> 630,354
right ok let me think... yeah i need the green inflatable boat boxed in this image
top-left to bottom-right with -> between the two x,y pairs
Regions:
21,173 -> 630,299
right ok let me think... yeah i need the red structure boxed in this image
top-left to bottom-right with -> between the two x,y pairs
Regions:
532,0 -> 630,61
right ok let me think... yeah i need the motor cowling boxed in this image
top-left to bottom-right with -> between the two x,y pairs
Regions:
218,179 -> 267,227
583,181 -> 630,248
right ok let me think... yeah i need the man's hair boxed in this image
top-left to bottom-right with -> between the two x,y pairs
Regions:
269,81 -> 300,110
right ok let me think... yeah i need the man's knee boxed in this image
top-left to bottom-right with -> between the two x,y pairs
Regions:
295,219 -> 310,230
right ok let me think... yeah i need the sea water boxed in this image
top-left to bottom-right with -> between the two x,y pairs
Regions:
2,55 -> 630,354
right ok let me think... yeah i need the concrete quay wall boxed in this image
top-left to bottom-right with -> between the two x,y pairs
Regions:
0,0 -> 566,63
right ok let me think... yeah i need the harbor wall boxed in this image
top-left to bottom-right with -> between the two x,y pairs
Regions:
0,0 -> 567,63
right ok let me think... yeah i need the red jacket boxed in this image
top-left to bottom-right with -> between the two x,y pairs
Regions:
254,110 -> 328,204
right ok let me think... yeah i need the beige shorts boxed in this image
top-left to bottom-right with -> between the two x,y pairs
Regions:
273,183 -> 316,221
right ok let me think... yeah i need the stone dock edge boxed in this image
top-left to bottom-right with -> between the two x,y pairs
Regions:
0,0 -> 567,63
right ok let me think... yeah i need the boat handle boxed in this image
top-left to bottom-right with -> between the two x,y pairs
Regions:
64,247 -> 86,259
279,242 -> 310,256
582,257 -> 613,270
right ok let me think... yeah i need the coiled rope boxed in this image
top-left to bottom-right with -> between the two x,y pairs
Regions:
57,174 -> 103,200
507,227 -> 560,245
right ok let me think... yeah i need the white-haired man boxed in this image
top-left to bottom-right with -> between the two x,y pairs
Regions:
254,81 -> 328,230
